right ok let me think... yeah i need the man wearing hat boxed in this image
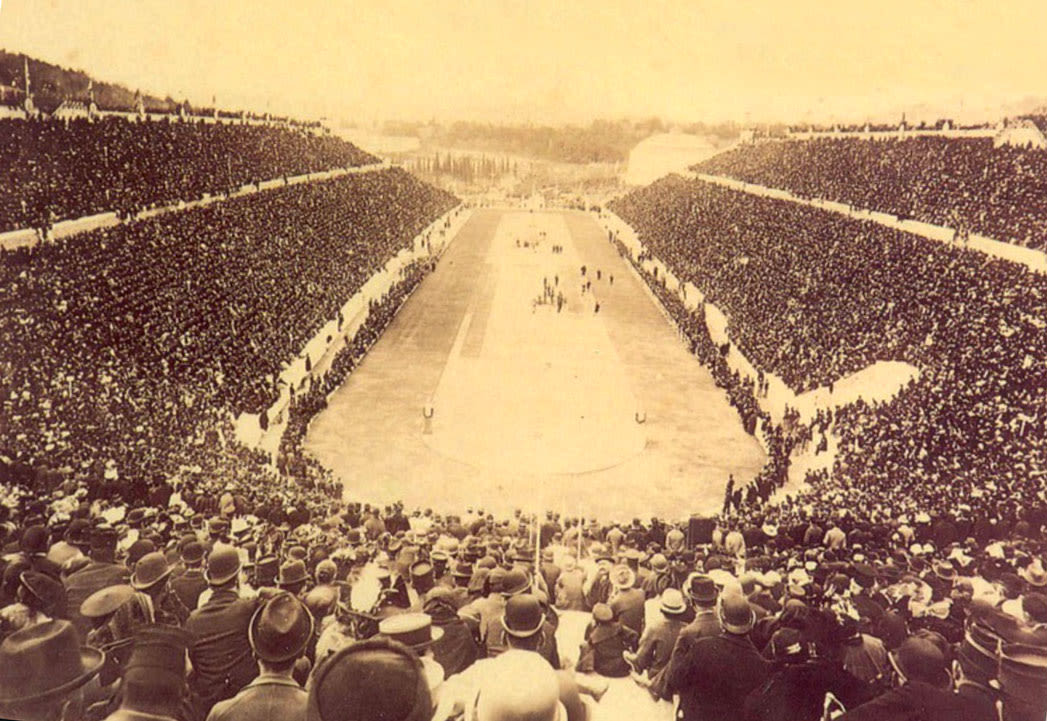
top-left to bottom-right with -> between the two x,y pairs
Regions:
132,552 -> 189,626
207,592 -> 313,721
306,637 -> 431,721
577,603 -> 638,678
642,553 -> 672,598
102,624 -> 190,721
669,573 -> 723,667
479,568 -> 531,657
64,527 -> 130,638
170,541 -> 208,611
667,594 -> 770,721
539,548 -> 561,593
378,613 -> 446,703
836,636 -> 979,721
554,556 -> 587,611
608,564 -> 645,637
0,619 -> 105,721
185,547 -> 263,719
423,588 -> 482,677
624,588 -> 689,699
277,560 -> 310,597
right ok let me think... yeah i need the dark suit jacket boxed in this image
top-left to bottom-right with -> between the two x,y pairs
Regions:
186,589 -> 261,718
668,632 -> 770,721
171,568 -> 209,611
837,681 -> 995,721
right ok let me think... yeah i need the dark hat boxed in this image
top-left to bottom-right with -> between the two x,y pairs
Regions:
181,541 -> 205,565
315,559 -> 338,584
255,557 -> 279,585
378,613 -> 444,652
719,594 -> 755,635
452,561 -> 473,579
126,508 -> 147,528
124,624 -> 188,685
501,569 -> 530,596
410,561 -> 434,584
65,519 -> 92,546
307,638 -> 430,721
205,546 -> 241,586
132,552 -> 172,591
208,518 -> 230,536
21,525 -> 49,555
277,560 -> 309,588
249,592 -> 315,663
768,628 -> 808,661
19,572 -> 66,616
592,603 -> 614,623
90,526 -> 118,553
685,573 -> 718,605
502,594 -> 545,638
890,637 -> 949,687
0,620 -> 104,706
80,585 -> 136,619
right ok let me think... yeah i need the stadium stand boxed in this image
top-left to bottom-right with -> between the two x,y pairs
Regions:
1,122 -> 1045,721
696,136 -> 1047,250
0,168 -> 456,498
609,177 -> 1047,523
0,117 -> 378,232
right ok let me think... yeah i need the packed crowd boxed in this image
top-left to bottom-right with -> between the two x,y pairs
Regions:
0,117 -> 378,232
695,137 -> 1047,250
610,178 -> 1047,524
0,469 -> 1044,721
0,168 -> 457,495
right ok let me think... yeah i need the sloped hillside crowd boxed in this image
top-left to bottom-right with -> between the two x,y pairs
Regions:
697,136 -> 1047,250
0,117 -> 378,232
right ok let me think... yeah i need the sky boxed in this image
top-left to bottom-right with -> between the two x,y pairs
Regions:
1,0 -> 1046,126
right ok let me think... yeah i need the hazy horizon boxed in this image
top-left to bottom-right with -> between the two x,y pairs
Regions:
2,0 -> 1047,127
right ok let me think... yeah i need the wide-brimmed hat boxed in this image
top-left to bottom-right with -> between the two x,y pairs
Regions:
378,613 -> 444,652
19,572 -> 66,617
80,584 -> 135,620
132,552 -> 173,591
659,588 -> 688,616
278,560 -> 309,588
502,594 -> 546,638
0,620 -> 104,706
649,554 -> 669,572
249,592 -> 315,663
205,546 -> 241,586
306,638 -> 431,721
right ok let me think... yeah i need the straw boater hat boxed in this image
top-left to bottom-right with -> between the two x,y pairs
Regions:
610,564 -> 636,591
659,588 -> 688,616
378,613 -> 444,652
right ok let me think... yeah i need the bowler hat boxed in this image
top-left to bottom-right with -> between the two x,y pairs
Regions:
890,637 -> 949,687
659,588 -> 688,616
502,594 -> 546,638
306,638 -> 430,721
378,613 -> 443,652
278,560 -> 309,588
501,569 -> 530,596
685,573 -> 718,605
205,546 -> 241,586
249,592 -> 315,663
180,541 -> 205,565
132,552 -> 172,591
0,620 -> 104,706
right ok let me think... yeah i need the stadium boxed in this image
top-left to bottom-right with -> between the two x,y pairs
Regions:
0,3 -> 1046,721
